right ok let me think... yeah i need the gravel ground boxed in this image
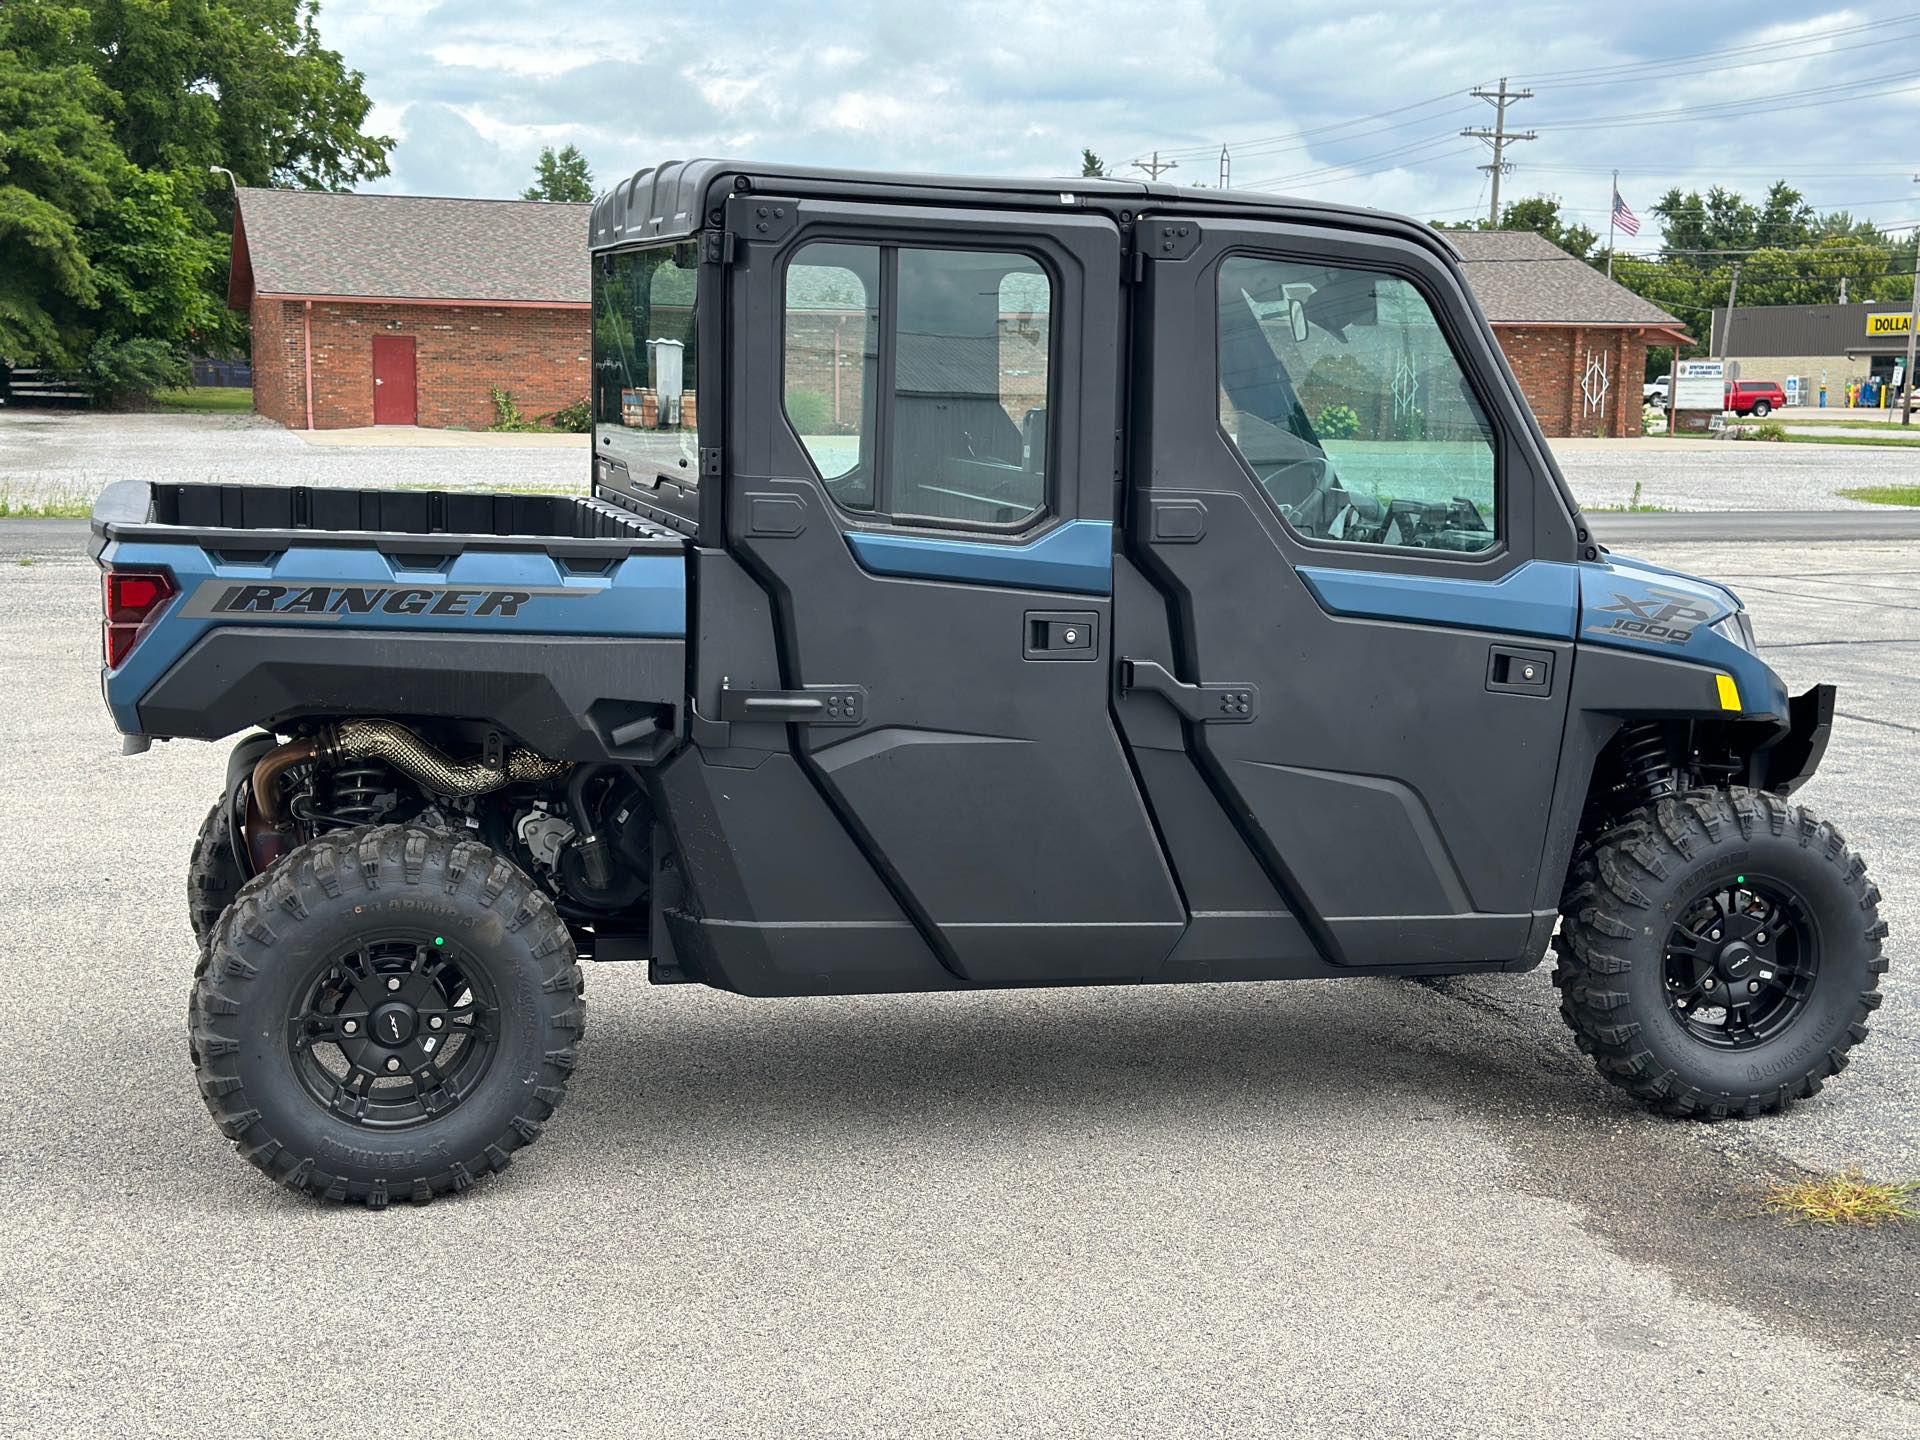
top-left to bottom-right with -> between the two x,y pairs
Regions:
0,520 -> 1913,1438
4,409 -> 1917,515
0,411 -> 586,503
1553,441 -> 1905,513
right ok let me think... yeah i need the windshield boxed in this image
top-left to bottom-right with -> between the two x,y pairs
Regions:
593,243 -> 700,484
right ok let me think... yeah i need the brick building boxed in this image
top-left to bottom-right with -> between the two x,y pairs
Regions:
230,189 -> 591,430
1449,231 -> 1690,437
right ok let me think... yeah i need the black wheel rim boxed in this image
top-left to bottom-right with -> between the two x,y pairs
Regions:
286,936 -> 500,1129
1662,874 -> 1819,1049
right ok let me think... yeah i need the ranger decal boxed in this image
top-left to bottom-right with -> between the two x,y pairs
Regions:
178,582 -> 585,622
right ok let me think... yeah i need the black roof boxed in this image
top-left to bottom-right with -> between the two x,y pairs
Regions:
589,158 -> 1448,256
1710,300 -> 1914,358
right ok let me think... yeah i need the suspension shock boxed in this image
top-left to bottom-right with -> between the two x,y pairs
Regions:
1616,723 -> 1680,809
328,759 -> 393,826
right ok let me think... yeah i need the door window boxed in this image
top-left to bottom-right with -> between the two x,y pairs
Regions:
784,243 -> 1053,529
1217,254 -> 1498,555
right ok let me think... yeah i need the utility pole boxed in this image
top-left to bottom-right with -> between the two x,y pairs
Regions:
1719,261 -> 1743,365
1131,150 -> 1178,181
1219,145 -> 1231,190
1462,78 -> 1535,225
1902,173 -> 1920,425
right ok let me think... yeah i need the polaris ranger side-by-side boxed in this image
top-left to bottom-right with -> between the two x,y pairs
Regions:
92,162 -> 1886,1206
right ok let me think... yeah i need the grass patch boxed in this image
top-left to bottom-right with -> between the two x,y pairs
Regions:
151,386 -> 253,414
1585,480 -> 1673,514
1764,1171 -> 1918,1228
1783,429 -> 1920,449
1839,485 -> 1920,506
0,487 -> 92,519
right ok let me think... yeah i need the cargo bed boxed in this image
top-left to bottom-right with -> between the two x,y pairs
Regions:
90,479 -> 684,561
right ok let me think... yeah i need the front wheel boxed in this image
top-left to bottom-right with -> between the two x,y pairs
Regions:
1751,399 -> 1772,417
1555,787 -> 1887,1118
190,824 -> 584,1205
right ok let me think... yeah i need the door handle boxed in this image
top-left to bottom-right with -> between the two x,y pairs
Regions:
1486,645 -> 1553,695
1119,659 -> 1258,723
717,684 -> 867,725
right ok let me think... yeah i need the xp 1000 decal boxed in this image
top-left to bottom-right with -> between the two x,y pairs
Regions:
1587,587 -> 1715,647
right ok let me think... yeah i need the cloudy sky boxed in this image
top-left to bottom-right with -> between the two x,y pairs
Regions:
322,0 -> 1920,253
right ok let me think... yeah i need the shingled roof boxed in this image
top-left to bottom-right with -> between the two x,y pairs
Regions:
1448,230 -> 1688,338
229,189 -> 591,308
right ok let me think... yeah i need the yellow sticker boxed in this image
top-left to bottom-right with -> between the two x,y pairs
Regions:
1716,674 -> 1743,712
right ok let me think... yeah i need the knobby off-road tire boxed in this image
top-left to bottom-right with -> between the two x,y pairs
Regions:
1555,786 -> 1887,1118
188,801 -> 246,948
190,824 -> 584,1206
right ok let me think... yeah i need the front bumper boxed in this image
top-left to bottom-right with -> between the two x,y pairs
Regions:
1759,684 -> 1835,795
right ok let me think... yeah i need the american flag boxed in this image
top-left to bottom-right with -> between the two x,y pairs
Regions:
1612,186 -> 1641,237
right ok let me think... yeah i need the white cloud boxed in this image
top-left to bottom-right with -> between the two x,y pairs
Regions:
323,0 -> 1920,249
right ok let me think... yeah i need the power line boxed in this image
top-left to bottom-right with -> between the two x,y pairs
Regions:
1130,150 -> 1179,180
1237,134 -> 1472,191
1533,70 -> 1920,133
1147,88 -> 1471,161
1511,12 -> 1920,84
1534,25 -> 1920,90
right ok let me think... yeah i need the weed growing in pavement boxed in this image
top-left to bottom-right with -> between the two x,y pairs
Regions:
1764,1170 -> 1918,1227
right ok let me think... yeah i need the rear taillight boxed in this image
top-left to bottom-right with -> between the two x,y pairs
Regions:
102,568 -> 176,668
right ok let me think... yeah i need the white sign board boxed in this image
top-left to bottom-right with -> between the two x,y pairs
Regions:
1675,359 -> 1726,410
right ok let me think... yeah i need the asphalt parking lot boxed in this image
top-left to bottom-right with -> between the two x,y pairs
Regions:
1,421 -> 1916,1436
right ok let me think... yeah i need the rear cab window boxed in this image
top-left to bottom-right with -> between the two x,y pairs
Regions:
593,243 -> 700,486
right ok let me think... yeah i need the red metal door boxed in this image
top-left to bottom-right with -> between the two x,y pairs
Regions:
371,336 -> 417,424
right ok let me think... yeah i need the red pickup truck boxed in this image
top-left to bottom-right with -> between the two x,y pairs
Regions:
1725,380 -> 1786,416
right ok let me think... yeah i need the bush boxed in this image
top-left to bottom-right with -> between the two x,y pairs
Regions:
1750,421 -> 1787,442
82,337 -> 191,406
545,398 -> 593,433
487,385 -> 539,432
785,388 -> 834,435
1315,403 -> 1360,439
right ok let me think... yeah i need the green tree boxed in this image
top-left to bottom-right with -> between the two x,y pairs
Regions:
0,7 -> 116,363
84,0 -> 391,190
1080,148 -> 1106,178
1433,194 -> 1598,260
0,0 -> 389,392
523,144 -> 593,203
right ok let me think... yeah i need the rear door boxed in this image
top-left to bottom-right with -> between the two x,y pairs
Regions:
1125,215 -> 1582,968
372,335 -> 416,424
720,194 -> 1184,983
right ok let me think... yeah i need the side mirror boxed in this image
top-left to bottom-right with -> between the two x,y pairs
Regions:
1288,298 -> 1310,345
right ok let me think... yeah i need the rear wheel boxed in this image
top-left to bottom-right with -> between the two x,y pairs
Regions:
1555,787 -> 1887,1118
190,824 -> 584,1205
187,801 -> 246,947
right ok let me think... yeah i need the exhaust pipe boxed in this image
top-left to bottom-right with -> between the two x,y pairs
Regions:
251,720 -> 570,827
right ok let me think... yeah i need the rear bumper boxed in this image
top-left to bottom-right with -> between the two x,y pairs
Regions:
1760,684 -> 1835,795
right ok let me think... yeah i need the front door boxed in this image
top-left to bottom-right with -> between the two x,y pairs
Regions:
372,335 -> 416,425
722,195 -> 1184,983
1126,215 -> 1583,968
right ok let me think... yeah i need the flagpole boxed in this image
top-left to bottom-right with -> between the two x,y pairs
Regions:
1607,169 -> 1617,280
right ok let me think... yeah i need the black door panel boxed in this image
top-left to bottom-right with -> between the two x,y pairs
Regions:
722,202 -> 1186,983
1125,221 -> 1581,968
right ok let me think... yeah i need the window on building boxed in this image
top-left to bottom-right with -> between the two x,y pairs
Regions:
592,242 -> 699,481
782,243 -> 1053,530
1217,254 -> 1498,556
